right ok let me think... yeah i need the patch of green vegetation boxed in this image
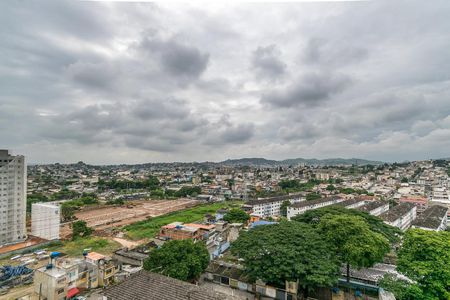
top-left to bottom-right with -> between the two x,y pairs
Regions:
124,200 -> 244,240
47,237 -> 120,257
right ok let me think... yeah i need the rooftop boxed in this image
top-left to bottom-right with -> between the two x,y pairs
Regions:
290,196 -> 342,209
245,193 -> 304,206
412,205 -> 448,230
358,200 -> 387,213
380,203 -> 416,222
103,271 -> 232,300
333,198 -> 366,208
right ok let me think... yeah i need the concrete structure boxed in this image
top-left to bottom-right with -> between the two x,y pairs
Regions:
412,205 -> 448,231
380,203 -> 417,231
242,193 -> 304,218
34,266 -> 68,300
31,202 -> 60,240
287,196 -> 344,220
0,150 -> 26,246
357,200 -> 389,216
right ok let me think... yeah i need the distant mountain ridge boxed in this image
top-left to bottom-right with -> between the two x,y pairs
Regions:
220,157 -> 384,166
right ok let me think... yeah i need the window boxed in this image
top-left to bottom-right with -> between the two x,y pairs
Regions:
57,288 -> 64,294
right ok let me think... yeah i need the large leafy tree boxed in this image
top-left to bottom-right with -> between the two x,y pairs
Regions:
318,214 -> 390,282
223,208 -> 250,223
397,229 -> 450,300
231,222 -> 339,297
143,239 -> 209,282
71,220 -> 93,240
378,274 -> 424,300
292,206 -> 401,244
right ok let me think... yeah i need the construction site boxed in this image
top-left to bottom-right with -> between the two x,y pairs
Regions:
60,199 -> 200,239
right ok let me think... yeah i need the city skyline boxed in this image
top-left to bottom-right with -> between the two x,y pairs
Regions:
2,1 -> 450,164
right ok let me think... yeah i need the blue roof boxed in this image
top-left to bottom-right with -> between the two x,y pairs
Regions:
250,221 -> 278,229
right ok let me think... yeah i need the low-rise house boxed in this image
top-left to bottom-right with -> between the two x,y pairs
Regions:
34,265 -> 68,300
380,203 -> 417,231
85,252 -> 117,287
159,222 -> 202,241
411,205 -> 448,231
357,201 -> 389,216
287,196 -> 344,220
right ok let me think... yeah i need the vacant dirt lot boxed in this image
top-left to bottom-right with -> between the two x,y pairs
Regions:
61,199 -> 199,238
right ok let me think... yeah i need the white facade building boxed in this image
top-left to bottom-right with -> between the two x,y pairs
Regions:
243,193 -> 304,218
380,203 -> 417,231
0,150 -> 27,246
32,202 -> 60,240
287,197 -> 344,220
357,201 -> 390,216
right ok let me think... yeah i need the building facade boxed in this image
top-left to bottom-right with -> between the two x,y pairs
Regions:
380,203 -> 417,231
31,202 -> 60,240
0,150 -> 26,246
287,197 -> 344,220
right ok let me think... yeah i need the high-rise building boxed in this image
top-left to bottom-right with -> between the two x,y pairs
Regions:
0,150 -> 27,245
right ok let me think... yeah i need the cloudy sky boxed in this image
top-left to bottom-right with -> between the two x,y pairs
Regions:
1,1 -> 450,164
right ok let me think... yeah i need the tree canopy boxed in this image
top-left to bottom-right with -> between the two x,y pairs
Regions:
317,214 -> 390,282
223,208 -> 250,223
72,220 -> 93,240
291,206 -> 401,244
396,229 -> 450,300
143,239 -> 209,282
231,221 -> 340,296
280,200 -> 291,217
378,274 -> 424,300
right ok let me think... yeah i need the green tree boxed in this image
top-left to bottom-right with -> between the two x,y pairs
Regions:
143,239 -> 209,282
326,184 -> 335,191
231,221 -> 339,298
225,178 -> 235,189
397,229 -> 450,300
72,220 -> 93,240
291,206 -> 401,244
318,215 -> 390,282
223,208 -> 250,223
280,200 -> 291,217
379,274 -> 424,300
401,177 -> 408,183
61,203 -> 77,222
306,192 -> 321,201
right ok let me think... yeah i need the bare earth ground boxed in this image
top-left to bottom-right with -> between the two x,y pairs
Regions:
60,199 -> 199,239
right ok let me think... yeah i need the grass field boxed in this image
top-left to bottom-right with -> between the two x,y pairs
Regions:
47,237 -> 121,257
124,200 -> 244,240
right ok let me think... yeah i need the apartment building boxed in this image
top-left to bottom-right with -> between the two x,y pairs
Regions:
242,193 -> 304,218
287,196 -> 344,220
412,205 -> 448,231
357,201 -> 389,216
31,202 -> 60,240
380,202 -> 417,231
0,150 -> 26,246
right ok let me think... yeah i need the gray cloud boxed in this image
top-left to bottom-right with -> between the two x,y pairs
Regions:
251,45 -> 286,80
261,72 -> 351,108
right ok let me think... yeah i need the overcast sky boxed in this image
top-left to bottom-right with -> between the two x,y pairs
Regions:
1,1 -> 450,164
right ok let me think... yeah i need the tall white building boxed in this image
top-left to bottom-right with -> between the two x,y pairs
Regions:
0,150 -> 27,245
32,203 -> 60,240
